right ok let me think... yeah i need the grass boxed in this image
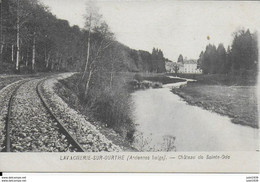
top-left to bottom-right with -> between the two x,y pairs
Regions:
113,72 -> 185,92
142,75 -> 185,84
167,73 -> 257,86
0,72 -> 57,91
56,73 -> 138,151
172,82 -> 258,128
54,72 -> 186,150
0,75 -> 32,91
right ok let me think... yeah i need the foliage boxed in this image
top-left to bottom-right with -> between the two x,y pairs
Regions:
126,48 -> 167,73
142,75 -> 185,84
198,29 -> 258,83
151,48 -> 166,72
177,54 -> 184,63
0,0 -> 168,74
0,0 -> 168,142
173,63 -> 179,74
172,82 -> 258,128
133,73 -> 143,82
0,0 -> 86,73
231,29 -> 258,73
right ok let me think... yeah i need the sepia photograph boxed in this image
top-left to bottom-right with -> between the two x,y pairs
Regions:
0,0 -> 259,173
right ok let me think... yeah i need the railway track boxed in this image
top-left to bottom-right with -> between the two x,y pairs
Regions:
2,78 -> 85,152
5,80 -> 32,152
36,79 -> 85,152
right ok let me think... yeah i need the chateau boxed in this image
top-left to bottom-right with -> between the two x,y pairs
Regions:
178,60 -> 202,74
166,59 -> 202,74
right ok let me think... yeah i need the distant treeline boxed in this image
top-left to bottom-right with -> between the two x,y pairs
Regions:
127,48 -> 166,73
106,43 -> 167,73
198,29 -> 258,78
0,0 -> 166,74
0,0 -> 169,142
0,0 -> 88,72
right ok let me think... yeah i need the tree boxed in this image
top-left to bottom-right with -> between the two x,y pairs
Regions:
198,28 -> 257,81
173,63 -> 179,74
197,51 -> 204,70
177,54 -> 183,64
80,1 -> 114,99
15,0 -> 20,71
81,0 -> 101,79
151,48 -> 166,73
0,0 -> 3,67
14,0 -> 36,71
231,29 -> 257,73
0,0 -> 87,74
201,44 -> 212,74
224,46 -> 232,74
216,43 -> 226,74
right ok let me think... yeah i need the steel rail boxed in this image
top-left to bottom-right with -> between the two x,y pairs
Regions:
5,80 -> 32,152
36,79 -> 85,152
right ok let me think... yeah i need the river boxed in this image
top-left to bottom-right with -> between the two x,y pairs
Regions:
131,78 -> 259,151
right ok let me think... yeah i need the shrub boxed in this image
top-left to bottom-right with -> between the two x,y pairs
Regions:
133,73 -> 143,82
60,73 -> 136,142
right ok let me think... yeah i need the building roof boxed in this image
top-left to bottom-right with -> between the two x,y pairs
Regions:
183,59 -> 197,64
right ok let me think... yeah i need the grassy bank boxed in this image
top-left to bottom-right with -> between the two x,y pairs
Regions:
0,76 -> 24,91
55,73 -> 137,151
172,82 -> 258,128
120,72 -> 186,92
54,72 -> 186,150
0,72 -> 54,91
167,73 -> 257,86
142,75 -> 186,84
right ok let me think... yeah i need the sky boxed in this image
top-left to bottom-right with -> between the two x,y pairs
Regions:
40,0 -> 260,61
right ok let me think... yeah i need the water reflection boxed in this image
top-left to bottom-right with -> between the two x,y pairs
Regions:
131,79 -> 259,151
133,131 -> 177,152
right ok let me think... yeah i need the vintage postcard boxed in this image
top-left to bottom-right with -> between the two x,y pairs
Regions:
0,0 -> 259,173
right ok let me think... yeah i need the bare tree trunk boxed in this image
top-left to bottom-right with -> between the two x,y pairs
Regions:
46,53 -> 50,68
11,45 -> 14,62
110,72 -> 113,89
81,14 -> 92,81
46,58 -> 48,68
0,43 -> 3,67
0,38 -> 3,55
32,32 -> 36,71
16,0 -> 20,71
25,47 -> 28,67
0,1 -> 3,66
45,47 -> 51,68
44,46 -> 47,66
58,58 -> 61,71
51,60 -> 54,70
84,69 -> 93,98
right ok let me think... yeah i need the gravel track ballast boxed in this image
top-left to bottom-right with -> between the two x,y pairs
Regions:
1,74 -> 121,152
0,80 -> 31,151
9,79 -> 78,152
42,74 -> 122,152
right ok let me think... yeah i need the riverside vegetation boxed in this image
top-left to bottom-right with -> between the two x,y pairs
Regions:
171,29 -> 258,129
0,0 -> 169,148
171,73 -> 258,128
55,72 -> 185,148
0,0 -> 258,151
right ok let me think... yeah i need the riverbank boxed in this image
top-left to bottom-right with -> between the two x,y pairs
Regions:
54,74 -> 137,151
132,78 -> 258,151
167,73 -> 257,86
53,72 -> 186,151
172,82 -> 258,128
127,73 -> 186,91
142,75 -> 186,84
